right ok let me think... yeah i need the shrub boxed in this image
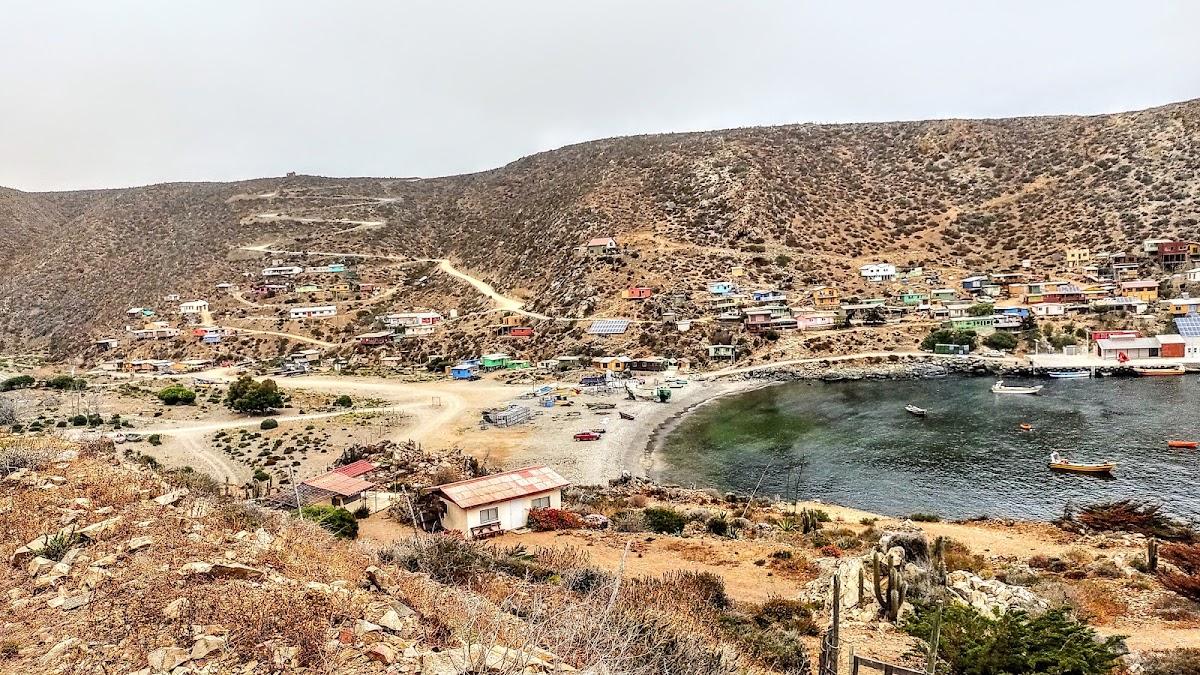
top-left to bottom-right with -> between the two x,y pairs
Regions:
252,470 -> 271,483
0,375 -> 34,391
1062,500 -> 1194,541
147,434 -> 162,446
157,385 -> 197,405
70,414 -> 87,426
643,507 -> 686,534
1143,648 -> 1200,675
706,514 -> 730,536
527,507 -> 585,531
300,505 -> 358,539
910,512 -> 941,522
611,510 -> 646,532
983,331 -> 1018,350
353,504 -> 371,519
904,604 -> 1123,675
259,418 -> 279,430
384,533 -> 490,583
37,527 -> 81,561
334,394 -> 352,407
225,376 -> 284,414
46,375 -> 86,390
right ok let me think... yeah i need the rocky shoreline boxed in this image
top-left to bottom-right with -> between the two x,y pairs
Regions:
732,355 -> 1002,382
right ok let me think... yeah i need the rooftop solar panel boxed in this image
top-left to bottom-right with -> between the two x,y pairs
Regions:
586,319 -> 631,335
1175,316 -> 1200,337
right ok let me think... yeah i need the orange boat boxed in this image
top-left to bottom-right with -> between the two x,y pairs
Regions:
1019,423 -> 1033,431
1133,367 -> 1186,377
1169,440 -> 1199,449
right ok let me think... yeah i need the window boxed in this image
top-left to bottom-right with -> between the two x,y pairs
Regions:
479,507 -> 499,524
531,496 -> 551,509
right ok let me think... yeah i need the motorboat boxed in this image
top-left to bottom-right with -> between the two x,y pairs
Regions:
1048,371 -> 1089,379
904,404 -> 927,417
1168,440 -> 1199,449
991,381 -> 1044,395
1133,367 -> 1186,377
1049,451 -> 1115,475
1019,423 -> 1033,431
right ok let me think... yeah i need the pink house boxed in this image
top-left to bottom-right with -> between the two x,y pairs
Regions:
795,310 -> 837,331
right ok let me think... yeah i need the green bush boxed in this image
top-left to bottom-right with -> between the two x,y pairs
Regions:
46,375 -> 86,390
334,394 -> 352,407
225,376 -> 284,414
0,375 -> 34,391
252,470 -> 271,483
260,418 -> 279,430
983,332 -> 1018,350
909,512 -> 941,522
706,515 -> 730,536
157,385 -> 197,405
70,415 -> 87,427
147,434 -> 162,446
300,505 -> 358,539
643,507 -> 686,534
920,328 -> 978,352
904,604 -> 1123,675
353,504 -> 371,518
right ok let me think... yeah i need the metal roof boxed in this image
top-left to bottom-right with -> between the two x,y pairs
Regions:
334,460 -> 377,478
301,471 -> 374,497
1095,337 -> 1162,351
586,319 -> 631,335
432,466 -> 569,509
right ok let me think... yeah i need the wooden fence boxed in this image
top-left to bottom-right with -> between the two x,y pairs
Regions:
850,654 -> 924,675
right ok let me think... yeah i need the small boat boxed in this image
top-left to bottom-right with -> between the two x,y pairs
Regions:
1048,371 -> 1089,379
619,411 -> 635,421
1133,367 -> 1187,377
1168,440 -> 1199,449
1019,423 -> 1033,431
991,381 -> 1044,395
1049,451 -> 1115,475
905,404 -> 927,417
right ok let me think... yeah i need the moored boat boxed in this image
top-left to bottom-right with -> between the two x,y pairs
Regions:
1133,367 -> 1186,377
1168,440 -> 1199,449
1019,423 -> 1033,431
1049,451 -> 1115,475
991,380 -> 1044,395
905,404 -> 927,417
1048,370 -> 1089,379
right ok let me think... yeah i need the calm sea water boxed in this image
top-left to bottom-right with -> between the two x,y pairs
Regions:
653,376 -> 1200,521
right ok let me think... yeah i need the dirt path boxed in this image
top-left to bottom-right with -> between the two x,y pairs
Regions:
229,327 -> 339,348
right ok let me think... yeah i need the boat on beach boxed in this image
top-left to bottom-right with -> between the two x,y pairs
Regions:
1049,451 -> 1115,475
904,404 -> 927,416
1048,370 -> 1089,379
1133,367 -> 1187,377
991,381 -> 1044,395
1168,440 -> 1199,449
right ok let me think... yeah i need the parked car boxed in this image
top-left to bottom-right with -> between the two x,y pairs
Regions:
573,431 -> 601,441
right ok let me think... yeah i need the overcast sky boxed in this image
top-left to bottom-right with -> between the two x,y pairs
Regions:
3,1 -> 1198,192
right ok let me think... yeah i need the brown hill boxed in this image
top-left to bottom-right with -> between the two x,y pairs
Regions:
2,99 -> 1198,357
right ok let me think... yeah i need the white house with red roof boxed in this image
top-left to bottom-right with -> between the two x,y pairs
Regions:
429,465 -> 570,539
581,237 -> 620,257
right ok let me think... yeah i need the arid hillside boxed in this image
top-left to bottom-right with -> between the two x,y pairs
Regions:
2,99 -> 1198,355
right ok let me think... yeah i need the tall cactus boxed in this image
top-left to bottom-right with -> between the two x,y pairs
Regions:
931,536 -> 947,588
873,550 -> 909,622
1148,537 -> 1159,573
798,507 -> 822,534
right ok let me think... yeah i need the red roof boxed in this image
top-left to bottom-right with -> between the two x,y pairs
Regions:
301,471 -> 374,497
586,237 -> 616,248
334,460 -> 376,478
432,466 -> 569,509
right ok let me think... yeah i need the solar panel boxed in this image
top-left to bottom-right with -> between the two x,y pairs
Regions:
1175,316 -> 1200,337
586,319 -> 631,335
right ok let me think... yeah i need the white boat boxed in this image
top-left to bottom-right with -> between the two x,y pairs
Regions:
991,380 -> 1043,395
1047,371 -> 1089,379
904,404 -> 927,416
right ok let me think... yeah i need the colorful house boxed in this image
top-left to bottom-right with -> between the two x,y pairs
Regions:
355,331 -> 394,346
744,305 -> 797,333
812,286 -> 840,310
795,310 -> 837,331
481,353 -> 511,370
931,289 -> 957,303
947,316 -> 996,335
961,276 -> 988,293
429,466 -> 569,539
623,287 -> 653,300
1155,241 -> 1190,268
592,356 -> 631,372
899,292 -> 928,306
708,281 -> 737,296
707,344 -> 737,359
1119,280 -> 1159,303
450,361 -> 481,380
751,289 -> 787,304
1167,297 -> 1200,316
859,263 -> 896,282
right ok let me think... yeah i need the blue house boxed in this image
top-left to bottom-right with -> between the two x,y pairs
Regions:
752,289 -> 787,303
961,276 -> 988,293
450,358 -> 482,380
708,281 -> 737,296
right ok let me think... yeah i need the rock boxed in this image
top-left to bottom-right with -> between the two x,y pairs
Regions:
367,643 -> 397,664
59,592 -> 93,611
377,609 -> 407,632
71,497 -> 93,509
77,516 -> 122,539
191,635 -> 226,660
147,646 -> 191,672
355,619 -> 383,637
163,598 -> 191,619
946,570 -> 1048,617
153,489 -> 189,507
127,536 -> 154,553
180,561 -> 265,580
26,556 -> 56,577
42,637 -> 83,664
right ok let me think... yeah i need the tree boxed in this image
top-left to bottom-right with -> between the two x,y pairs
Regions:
967,303 -> 995,317
862,307 -> 886,326
224,376 -> 284,414
334,394 -> 352,407
920,328 -> 977,352
0,375 -> 34,391
46,375 -> 85,390
157,385 -> 197,406
301,505 -> 359,539
983,332 -> 1017,351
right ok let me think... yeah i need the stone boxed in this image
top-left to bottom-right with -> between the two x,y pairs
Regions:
355,619 -> 383,637
180,561 -> 265,580
153,489 -> 189,507
59,592 -> 93,611
367,643 -> 397,664
127,536 -> 154,553
163,598 -> 191,619
147,646 -> 191,672
190,635 -> 226,660
77,516 -> 122,539
377,609 -> 407,632
71,497 -> 93,509
42,637 -> 83,664
26,556 -> 56,577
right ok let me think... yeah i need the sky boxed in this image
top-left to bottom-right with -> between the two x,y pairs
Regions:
2,1 -> 1198,192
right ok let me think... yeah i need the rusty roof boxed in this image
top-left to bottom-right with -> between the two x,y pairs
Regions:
432,466 -> 569,509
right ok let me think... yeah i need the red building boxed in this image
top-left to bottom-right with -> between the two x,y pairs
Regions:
1090,330 -> 1139,342
1157,241 -> 1190,268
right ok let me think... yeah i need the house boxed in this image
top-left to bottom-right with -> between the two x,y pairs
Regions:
262,266 -> 304,277
215,283 -> 234,291
428,466 -> 569,539
630,357 -> 668,372
1090,297 -> 1148,314
298,470 -> 374,509
179,300 -> 209,316
961,276 -> 988,293
1119,280 -> 1159,303
794,310 -> 837,331
899,292 -> 928,306
744,305 -> 796,333
859,263 -> 897,282
295,284 -> 322,293
1030,302 -> 1066,317
288,349 -> 322,365
1167,297 -> 1200,316
751,289 -> 787,304
381,312 -> 443,329
582,237 -> 619,257
992,314 -> 1022,330
707,344 -> 737,359
1156,241 -> 1190,268
289,305 -> 337,320
811,286 -> 840,310
130,324 -> 181,340
930,289 -> 957,303
1042,284 -> 1085,304
506,326 -> 534,338
395,323 -> 437,338
127,307 -> 155,318
554,355 -> 583,370
480,353 -> 511,371
592,356 -> 632,372
95,338 -> 120,351
1064,248 -> 1090,268
947,316 -> 996,335
1186,268 -> 1200,283
1159,334 -> 1187,358
707,281 -> 737,296
125,359 -> 175,374
623,287 -> 653,300
943,301 -> 976,319
505,359 -> 531,370
450,362 -> 481,380
1095,335 -> 1168,361
163,293 -> 180,302
355,331 -> 394,346
304,264 -> 347,274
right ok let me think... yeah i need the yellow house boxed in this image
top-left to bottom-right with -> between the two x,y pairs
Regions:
731,265 -> 746,278
812,286 -> 840,310
1118,280 -> 1159,304
591,356 -> 631,372
1064,248 -> 1090,268
1168,298 -> 1200,316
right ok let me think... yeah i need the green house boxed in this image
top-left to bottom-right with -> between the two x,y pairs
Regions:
506,359 -> 531,370
931,289 -> 957,302
900,292 -> 928,306
948,316 -> 996,336
481,353 -> 511,370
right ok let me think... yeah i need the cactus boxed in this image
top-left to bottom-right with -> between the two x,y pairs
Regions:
872,550 -> 908,622
798,507 -> 822,534
931,536 -> 947,587
1148,537 -> 1159,573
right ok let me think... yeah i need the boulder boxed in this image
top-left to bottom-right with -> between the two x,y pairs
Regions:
180,561 -> 265,580
163,597 -> 191,619
77,516 -> 122,539
190,635 -> 226,660
147,646 -> 191,672
153,489 -> 189,507
127,536 -> 154,553
946,570 -> 1048,617
367,643 -> 397,664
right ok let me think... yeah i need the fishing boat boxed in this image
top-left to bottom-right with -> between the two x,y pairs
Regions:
1048,370 -> 1089,379
1133,366 -> 1187,377
1168,440 -> 1199,449
1019,423 -> 1033,431
1049,451 -> 1115,475
991,381 -> 1044,395
904,404 -> 927,417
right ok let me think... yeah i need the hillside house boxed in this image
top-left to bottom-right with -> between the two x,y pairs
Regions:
1119,280 -> 1160,303
179,300 -> 209,316
744,305 -> 796,333
1155,241 -> 1190,269
163,293 -> 180,302
355,331 -> 394,347
262,266 -> 303,277
708,281 -> 737,296
131,325 -> 181,340
125,359 -> 175,374
961,276 -> 988,293
127,307 -> 155,318
381,312 -> 443,329
504,326 -> 534,338
630,357 -> 668,372
1186,268 -> 1200,283
450,362 -> 480,380
298,468 -> 374,510
1064,248 -> 1091,268
795,310 -> 837,331
554,355 -> 583,370
1095,335 -> 1167,361
305,264 -> 347,274
1090,297 -> 1148,314
94,338 -> 120,351
707,344 -> 737,359
505,360 -> 531,370
899,292 -> 928,306
215,283 -> 234,291
481,353 -> 511,371
947,316 -> 996,335
429,466 -> 569,539
811,286 -> 840,310
1042,284 -> 1085,304
592,356 -> 631,373
943,301 -> 976,319
289,305 -> 337,320
1030,302 -> 1066,317
859,263 -> 897,282
582,237 -> 619,257
295,284 -> 322,293
622,287 -> 653,300
751,289 -> 787,304
1143,239 -> 1173,254
1167,297 -> 1200,316
931,289 -> 957,303
395,323 -> 437,338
